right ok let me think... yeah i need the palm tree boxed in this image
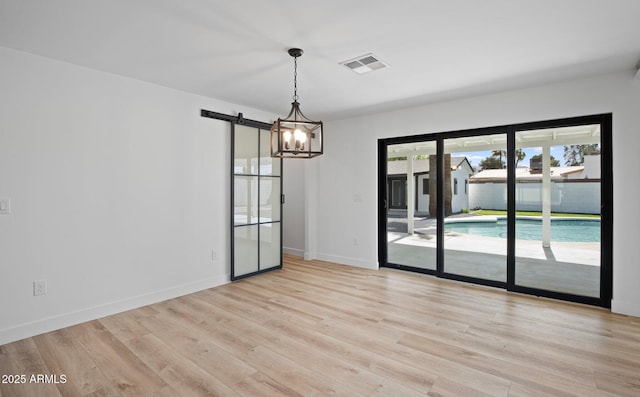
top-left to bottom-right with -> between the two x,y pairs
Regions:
490,149 -> 526,167
515,148 -> 526,167
491,150 -> 506,168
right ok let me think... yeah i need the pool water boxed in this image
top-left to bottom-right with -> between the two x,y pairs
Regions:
444,218 -> 600,242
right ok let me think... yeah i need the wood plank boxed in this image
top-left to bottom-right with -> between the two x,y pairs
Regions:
0,338 -> 63,397
128,333 -> 242,397
232,372 -> 304,397
428,376 -> 503,397
98,306 -> 156,342
31,328 -> 112,397
73,320 -> 167,397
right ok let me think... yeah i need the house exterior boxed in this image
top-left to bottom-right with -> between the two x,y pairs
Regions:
387,156 -> 474,215
469,155 -> 601,214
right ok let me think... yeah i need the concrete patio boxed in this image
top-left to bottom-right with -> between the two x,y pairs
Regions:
387,216 -> 600,297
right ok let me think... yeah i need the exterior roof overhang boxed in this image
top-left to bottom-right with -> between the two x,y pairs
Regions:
387,124 -> 601,158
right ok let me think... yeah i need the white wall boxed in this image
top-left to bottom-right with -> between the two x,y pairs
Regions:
305,70 -> 640,317
0,47 -> 274,344
282,160 -> 306,257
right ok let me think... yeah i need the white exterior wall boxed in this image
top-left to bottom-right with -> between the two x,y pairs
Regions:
417,174 -> 429,213
0,47 -> 275,344
470,181 -> 601,214
451,169 -> 470,213
299,70 -> 640,317
581,155 -> 601,179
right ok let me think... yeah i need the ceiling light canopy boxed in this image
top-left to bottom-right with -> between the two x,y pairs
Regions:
271,48 -> 323,158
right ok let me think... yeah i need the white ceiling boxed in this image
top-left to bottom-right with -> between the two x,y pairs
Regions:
2,0 -> 640,121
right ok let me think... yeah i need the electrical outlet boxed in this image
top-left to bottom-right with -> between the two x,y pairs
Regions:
211,250 -> 218,261
33,280 -> 47,296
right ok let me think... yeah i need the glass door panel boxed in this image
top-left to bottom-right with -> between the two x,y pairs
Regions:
258,128 -> 281,270
260,128 -> 281,176
234,176 -> 258,225
235,125 -> 259,174
234,225 -> 259,276
514,126 -> 601,297
233,124 -> 282,279
259,178 -> 281,223
386,141 -> 437,270
260,223 -> 281,270
443,133 -> 507,282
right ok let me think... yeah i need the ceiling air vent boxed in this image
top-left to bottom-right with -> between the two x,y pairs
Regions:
340,53 -> 389,74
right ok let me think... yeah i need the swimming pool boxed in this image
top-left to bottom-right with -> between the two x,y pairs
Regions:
444,218 -> 600,242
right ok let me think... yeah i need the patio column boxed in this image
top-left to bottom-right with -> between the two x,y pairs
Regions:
542,145 -> 551,247
407,155 -> 415,234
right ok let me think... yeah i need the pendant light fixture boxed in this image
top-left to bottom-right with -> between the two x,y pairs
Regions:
271,48 -> 323,158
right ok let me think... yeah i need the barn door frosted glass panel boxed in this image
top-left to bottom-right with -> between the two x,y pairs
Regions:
258,128 -> 281,270
232,124 -> 282,279
443,133 -> 507,282
260,223 -> 281,270
234,225 -> 259,275
234,176 -> 258,225
514,126 -> 601,297
386,141 -> 437,270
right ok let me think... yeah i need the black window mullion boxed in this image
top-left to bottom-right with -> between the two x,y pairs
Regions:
377,139 -> 388,267
506,128 -> 516,289
436,138 -> 444,275
600,114 -> 613,308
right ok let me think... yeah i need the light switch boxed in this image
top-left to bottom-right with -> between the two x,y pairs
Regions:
0,198 -> 10,214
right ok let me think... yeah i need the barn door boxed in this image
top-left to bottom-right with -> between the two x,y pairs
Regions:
232,122 -> 283,280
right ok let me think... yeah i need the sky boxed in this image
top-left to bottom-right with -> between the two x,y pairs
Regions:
454,146 -> 566,169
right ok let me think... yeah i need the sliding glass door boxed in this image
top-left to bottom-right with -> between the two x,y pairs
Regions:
514,125 -> 602,297
378,114 -> 612,307
442,133 -> 507,284
385,141 -> 438,271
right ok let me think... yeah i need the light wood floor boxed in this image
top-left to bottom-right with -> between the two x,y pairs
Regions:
1,255 -> 639,397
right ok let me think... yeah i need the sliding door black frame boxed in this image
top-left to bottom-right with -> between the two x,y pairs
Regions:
378,113 -> 612,308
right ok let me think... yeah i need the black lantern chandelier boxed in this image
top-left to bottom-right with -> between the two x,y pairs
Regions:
271,48 -> 323,158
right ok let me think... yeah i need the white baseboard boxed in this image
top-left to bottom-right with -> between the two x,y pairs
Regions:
314,252 -> 378,270
0,274 -> 230,346
611,299 -> 640,317
283,247 -> 304,257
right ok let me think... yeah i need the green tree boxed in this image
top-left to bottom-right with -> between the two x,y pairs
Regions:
563,144 -> 600,166
479,156 -> 504,169
530,153 -> 560,167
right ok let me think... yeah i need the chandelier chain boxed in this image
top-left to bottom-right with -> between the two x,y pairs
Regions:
293,56 -> 298,102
